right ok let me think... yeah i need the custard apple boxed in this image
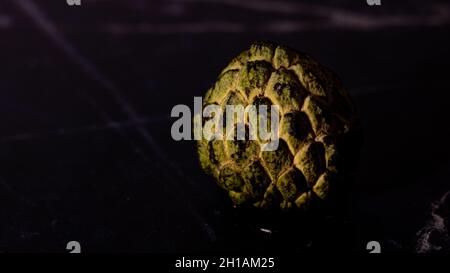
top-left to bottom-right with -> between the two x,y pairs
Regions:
196,41 -> 361,211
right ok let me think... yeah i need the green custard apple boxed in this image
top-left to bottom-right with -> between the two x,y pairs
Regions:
196,41 -> 361,211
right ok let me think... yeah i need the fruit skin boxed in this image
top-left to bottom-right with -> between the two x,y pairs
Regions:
196,41 -> 361,211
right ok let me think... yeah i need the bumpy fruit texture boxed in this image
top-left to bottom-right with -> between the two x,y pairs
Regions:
197,41 -> 360,211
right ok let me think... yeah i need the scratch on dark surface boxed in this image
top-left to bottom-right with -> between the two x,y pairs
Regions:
14,0 -> 214,239
14,0 -> 162,154
14,0 -> 197,185
173,0 -> 346,16
106,22 -> 246,34
160,0 -> 450,32
14,0 -> 198,186
0,116 -> 170,143
103,14 -> 450,35
174,0 -> 450,22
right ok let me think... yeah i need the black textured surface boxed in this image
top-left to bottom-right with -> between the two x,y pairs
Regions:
1,0 -> 450,253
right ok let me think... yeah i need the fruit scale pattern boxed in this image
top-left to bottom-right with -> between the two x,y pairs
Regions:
197,41 -> 360,211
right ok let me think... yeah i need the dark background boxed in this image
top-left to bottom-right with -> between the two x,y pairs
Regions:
0,0 -> 449,253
